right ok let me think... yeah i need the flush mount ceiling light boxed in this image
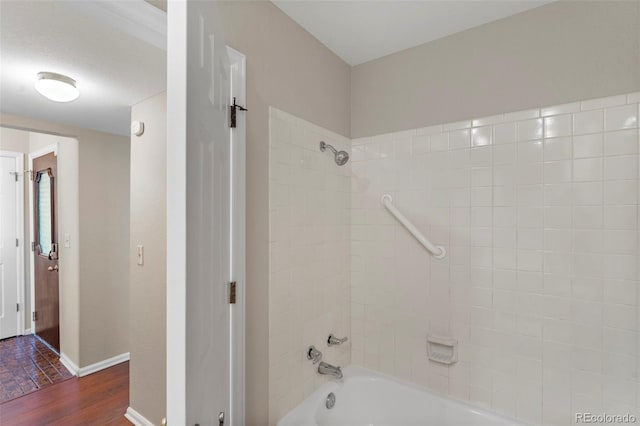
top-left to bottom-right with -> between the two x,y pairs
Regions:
34,72 -> 79,102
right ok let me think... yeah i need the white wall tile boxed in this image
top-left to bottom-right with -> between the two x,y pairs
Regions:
573,182 -> 603,205
412,134 -> 430,154
574,133 -> 603,159
604,205 -> 637,230
573,206 -> 602,229
473,114 -> 504,127
270,109 -> 351,418
604,129 -> 638,156
605,104 -> 638,131
494,122 -> 517,145
604,155 -> 637,180
542,102 -> 581,117
519,140 -> 543,164
429,132 -> 448,152
493,144 -> 517,164
544,114 -> 572,138
518,118 -> 543,141
346,92 -> 639,426
573,158 -> 602,182
604,180 -> 637,205
544,137 -> 572,161
472,126 -> 492,147
544,161 -> 572,184
449,129 -> 471,149
574,109 -> 604,135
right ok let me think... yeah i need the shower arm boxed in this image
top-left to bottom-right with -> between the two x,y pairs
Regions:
320,141 -> 337,154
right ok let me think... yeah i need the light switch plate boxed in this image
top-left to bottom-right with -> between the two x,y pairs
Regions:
136,245 -> 144,266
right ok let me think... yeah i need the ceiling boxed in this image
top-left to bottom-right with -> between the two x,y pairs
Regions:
0,1 -> 552,135
0,1 -> 166,136
272,1 -> 553,66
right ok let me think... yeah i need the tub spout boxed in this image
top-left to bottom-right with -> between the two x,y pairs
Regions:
318,361 -> 343,379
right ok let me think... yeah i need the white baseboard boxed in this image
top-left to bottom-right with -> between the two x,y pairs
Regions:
59,351 -> 129,377
79,352 -> 130,377
23,328 -> 32,335
125,407 -> 155,426
60,353 -> 79,376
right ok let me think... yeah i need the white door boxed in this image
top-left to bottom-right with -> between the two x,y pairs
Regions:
0,156 -> 19,339
167,1 -> 232,425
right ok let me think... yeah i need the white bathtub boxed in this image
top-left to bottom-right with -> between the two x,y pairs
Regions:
278,366 -> 526,426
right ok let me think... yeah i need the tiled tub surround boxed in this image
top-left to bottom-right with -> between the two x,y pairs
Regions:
268,108 -> 351,424
351,93 -> 640,425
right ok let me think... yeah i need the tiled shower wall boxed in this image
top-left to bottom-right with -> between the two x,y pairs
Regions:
268,108 -> 351,424
351,92 -> 640,425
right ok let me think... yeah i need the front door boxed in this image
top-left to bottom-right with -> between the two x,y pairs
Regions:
32,152 -> 59,352
0,155 -> 19,340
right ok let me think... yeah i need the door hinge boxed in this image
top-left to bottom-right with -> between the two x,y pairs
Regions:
32,311 -> 37,322
31,242 -> 35,251
229,281 -> 237,304
16,303 -> 19,312
16,238 -> 19,247
230,97 -> 247,129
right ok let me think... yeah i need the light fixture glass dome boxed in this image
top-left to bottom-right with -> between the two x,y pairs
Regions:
34,72 -> 79,102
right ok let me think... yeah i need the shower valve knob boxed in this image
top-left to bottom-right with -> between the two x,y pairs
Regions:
307,345 -> 322,364
327,334 -> 348,346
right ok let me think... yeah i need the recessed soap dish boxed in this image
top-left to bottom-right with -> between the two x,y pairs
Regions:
426,335 -> 458,365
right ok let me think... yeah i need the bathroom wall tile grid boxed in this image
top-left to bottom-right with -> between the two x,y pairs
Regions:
268,108 -> 351,424
350,92 -> 640,426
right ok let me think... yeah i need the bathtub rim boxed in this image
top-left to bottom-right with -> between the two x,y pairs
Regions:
277,364 -> 532,426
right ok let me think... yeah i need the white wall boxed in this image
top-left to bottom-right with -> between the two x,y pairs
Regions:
129,92 -> 167,424
351,1 -> 640,138
77,127 -> 130,367
268,108 -> 351,424
351,92 -> 640,425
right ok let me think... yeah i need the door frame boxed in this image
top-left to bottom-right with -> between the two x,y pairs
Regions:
28,144 -> 58,336
0,150 -> 25,337
228,46 -> 246,426
166,9 -> 247,421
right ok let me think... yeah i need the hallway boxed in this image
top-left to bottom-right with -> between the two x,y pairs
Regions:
0,361 -> 131,425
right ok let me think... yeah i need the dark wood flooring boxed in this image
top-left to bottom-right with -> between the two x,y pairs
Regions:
0,361 -> 131,426
0,335 -> 74,403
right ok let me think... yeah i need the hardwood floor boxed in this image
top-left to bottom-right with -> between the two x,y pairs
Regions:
0,361 -> 131,426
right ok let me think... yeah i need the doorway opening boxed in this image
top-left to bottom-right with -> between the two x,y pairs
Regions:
0,150 -> 24,341
0,132 -> 80,402
30,147 -> 59,352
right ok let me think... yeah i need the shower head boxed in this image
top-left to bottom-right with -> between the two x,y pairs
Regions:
319,141 -> 349,166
